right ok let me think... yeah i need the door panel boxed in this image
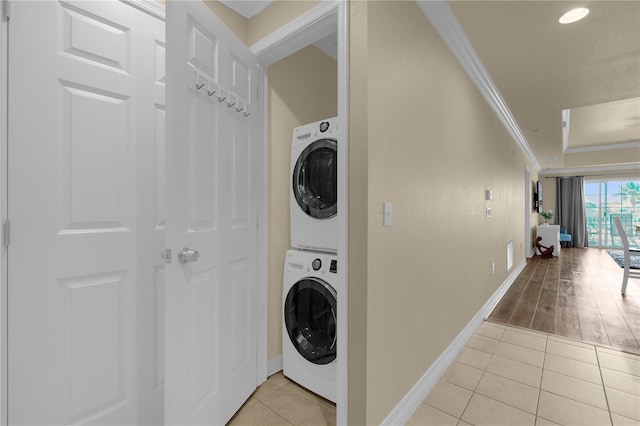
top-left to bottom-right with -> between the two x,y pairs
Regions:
7,2 -> 164,424
166,1 -> 259,424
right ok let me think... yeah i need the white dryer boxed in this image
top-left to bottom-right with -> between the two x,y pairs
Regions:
290,118 -> 338,253
282,249 -> 337,402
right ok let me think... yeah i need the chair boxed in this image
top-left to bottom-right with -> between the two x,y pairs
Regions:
613,216 -> 640,294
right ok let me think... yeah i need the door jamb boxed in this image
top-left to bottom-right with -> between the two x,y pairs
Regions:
0,3 -> 8,424
250,1 -> 348,423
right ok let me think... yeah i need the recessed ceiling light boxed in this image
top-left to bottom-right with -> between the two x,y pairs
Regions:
559,7 -> 590,24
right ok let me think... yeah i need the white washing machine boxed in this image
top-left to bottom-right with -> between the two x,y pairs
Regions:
290,118 -> 338,253
282,249 -> 337,402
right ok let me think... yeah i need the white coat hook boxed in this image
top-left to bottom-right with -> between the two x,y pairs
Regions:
195,72 -> 205,90
226,95 -> 237,108
235,101 -> 245,113
207,81 -> 218,97
243,105 -> 252,117
217,89 -> 227,103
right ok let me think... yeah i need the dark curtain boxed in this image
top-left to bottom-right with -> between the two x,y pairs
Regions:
556,176 -> 588,248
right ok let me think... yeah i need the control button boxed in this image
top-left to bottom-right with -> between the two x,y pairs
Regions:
319,121 -> 330,132
312,258 -> 322,271
330,260 -> 337,273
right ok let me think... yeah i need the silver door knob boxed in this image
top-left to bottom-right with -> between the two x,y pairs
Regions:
178,247 -> 200,264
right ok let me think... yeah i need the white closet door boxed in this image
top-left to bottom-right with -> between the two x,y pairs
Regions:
7,1 -> 164,424
165,1 -> 259,424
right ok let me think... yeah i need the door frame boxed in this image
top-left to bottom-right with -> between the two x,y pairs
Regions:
250,1 -> 348,423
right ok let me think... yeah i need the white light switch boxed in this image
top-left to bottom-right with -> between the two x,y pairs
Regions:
384,202 -> 392,227
486,207 -> 492,218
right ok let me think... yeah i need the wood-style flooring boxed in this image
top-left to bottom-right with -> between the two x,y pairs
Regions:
489,248 -> 640,355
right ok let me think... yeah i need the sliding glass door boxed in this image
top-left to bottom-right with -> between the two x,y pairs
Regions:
585,179 -> 640,247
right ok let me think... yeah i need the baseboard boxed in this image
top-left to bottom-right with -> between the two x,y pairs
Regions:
381,258 -> 526,425
267,355 -> 283,377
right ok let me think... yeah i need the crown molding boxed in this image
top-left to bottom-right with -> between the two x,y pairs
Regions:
415,0 -> 542,172
219,0 -> 274,19
539,163 -> 640,176
120,0 -> 165,20
564,140 -> 640,154
250,0 -> 338,66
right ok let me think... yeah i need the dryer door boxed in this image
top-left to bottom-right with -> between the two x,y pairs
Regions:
284,278 -> 337,365
292,138 -> 337,219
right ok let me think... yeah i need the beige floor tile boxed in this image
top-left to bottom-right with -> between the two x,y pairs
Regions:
457,421 -> 473,426
475,372 -> 539,414
443,362 -> 484,391
486,355 -> 543,387
269,371 -> 292,388
477,322 -> 506,340
282,382 -> 336,411
598,347 -> 640,361
548,334 -> 596,350
535,417 -> 562,426
541,370 -> 608,410
537,390 -> 612,426
227,401 -> 292,426
423,380 -> 473,418
253,378 -> 289,402
406,404 -> 458,426
237,396 -> 259,413
505,325 -> 549,339
456,346 -> 492,370
467,334 -> 500,354
262,386 -> 331,425
598,351 -> 640,377
606,387 -> 640,421
544,353 -> 602,384
602,367 -> 640,396
612,413 -> 640,426
461,393 -> 535,426
546,339 -> 598,365
501,328 -> 547,352
493,341 -> 545,367
298,405 -> 336,426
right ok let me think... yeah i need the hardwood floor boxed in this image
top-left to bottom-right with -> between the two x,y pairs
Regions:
489,248 -> 640,355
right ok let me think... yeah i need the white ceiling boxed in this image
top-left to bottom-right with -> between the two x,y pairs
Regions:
449,1 -> 640,171
227,0 -> 639,172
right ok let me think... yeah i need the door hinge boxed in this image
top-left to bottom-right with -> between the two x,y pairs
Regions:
161,248 -> 172,264
3,0 -> 11,22
3,220 -> 10,247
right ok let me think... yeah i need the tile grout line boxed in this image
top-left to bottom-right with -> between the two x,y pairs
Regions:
595,346 -> 615,426
534,331 -> 549,422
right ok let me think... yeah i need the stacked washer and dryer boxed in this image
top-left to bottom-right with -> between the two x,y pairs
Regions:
283,118 -> 338,402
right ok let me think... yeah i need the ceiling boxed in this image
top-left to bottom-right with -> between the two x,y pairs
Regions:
225,0 -> 639,173
448,1 -> 640,172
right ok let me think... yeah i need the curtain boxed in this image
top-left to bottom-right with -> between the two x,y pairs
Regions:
556,176 -> 588,248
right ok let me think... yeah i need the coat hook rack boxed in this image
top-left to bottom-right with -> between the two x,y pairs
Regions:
191,66 -> 251,118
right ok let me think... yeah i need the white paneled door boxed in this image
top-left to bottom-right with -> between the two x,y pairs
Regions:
165,2 -> 259,425
7,1 -> 165,424
7,0 -> 258,425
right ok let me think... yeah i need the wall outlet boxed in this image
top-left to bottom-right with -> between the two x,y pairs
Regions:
486,207 -> 492,218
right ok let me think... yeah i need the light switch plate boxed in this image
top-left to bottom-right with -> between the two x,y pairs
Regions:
486,207 -> 492,218
384,202 -> 392,227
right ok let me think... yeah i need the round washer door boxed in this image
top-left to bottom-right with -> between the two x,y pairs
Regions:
284,277 -> 337,365
292,138 -> 337,219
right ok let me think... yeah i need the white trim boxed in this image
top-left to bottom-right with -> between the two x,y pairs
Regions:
250,0 -> 338,66
0,5 -> 6,424
119,0 -> 165,20
415,1 -> 542,172
267,355 -> 283,377
525,165 -> 532,258
381,258 -> 527,426
540,163 -> 640,176
565,140 -> 640,154
335,2 -> 349,425
562,109 -> 570,153
256,64 -> 268,387
219,0 -> 273,19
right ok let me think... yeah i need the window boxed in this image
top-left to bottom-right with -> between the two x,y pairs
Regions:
585,179 -> 640,247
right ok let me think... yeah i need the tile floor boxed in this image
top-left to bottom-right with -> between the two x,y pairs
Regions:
227,371 -> 336,425
409,321 -> 640,426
